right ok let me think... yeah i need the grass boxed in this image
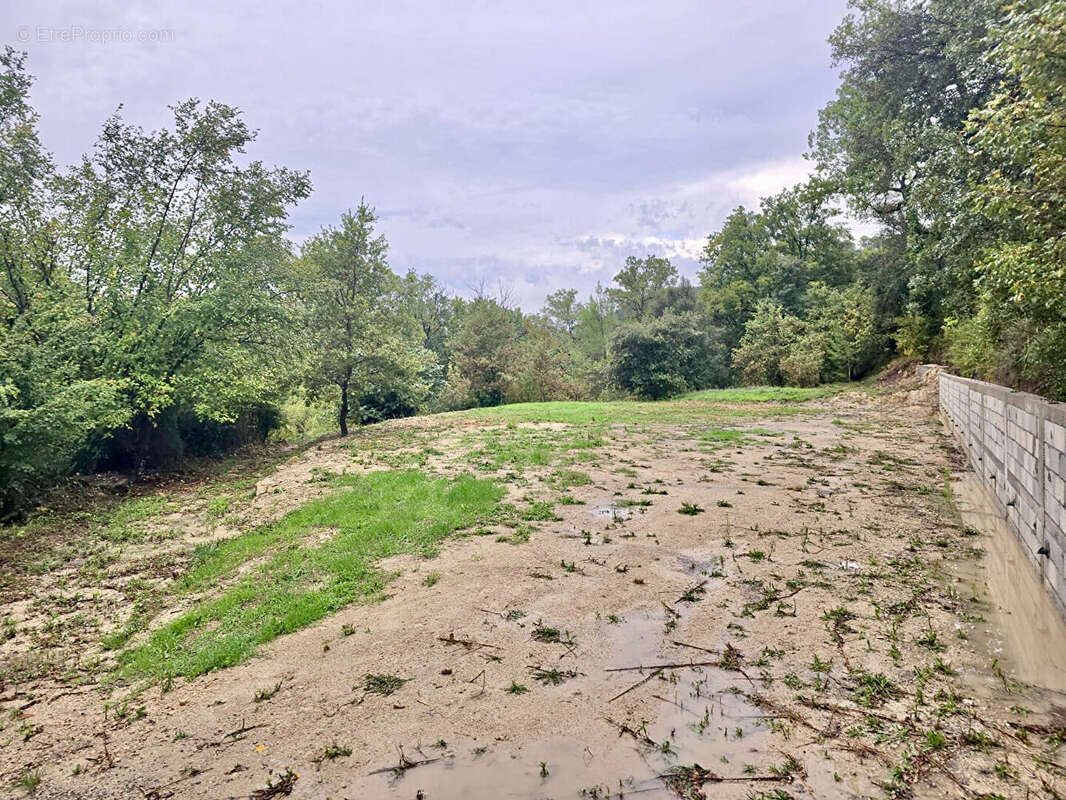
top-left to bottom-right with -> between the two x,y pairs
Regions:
364,673 -> 406,695
116,470 -> 503,681
464,385 -> 844,425
464,426 -> 607,472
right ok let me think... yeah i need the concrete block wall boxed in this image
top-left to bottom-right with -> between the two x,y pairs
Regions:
940,373 -> 1066,615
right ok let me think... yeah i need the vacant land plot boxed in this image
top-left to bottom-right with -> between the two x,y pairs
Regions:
3,381 -> 1065,799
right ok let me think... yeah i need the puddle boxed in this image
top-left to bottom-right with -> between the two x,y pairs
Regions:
605,607 -> 667,667
347,609 -> 803,799
673,552 -> 725,578
590,504 -> 637,521
952,475 -> 1066,692
346,737 -> 665,799
346,688 -> 782,800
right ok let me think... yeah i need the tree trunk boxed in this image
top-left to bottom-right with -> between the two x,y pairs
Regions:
339,380 -> 349,437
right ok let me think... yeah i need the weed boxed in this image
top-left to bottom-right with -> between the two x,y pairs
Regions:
318,742 -> 352,761
254,681 -> 282,702
852,671 -> 899,708
16,771 -> 41,794
530,666 -> 580,685
364,673 -> 406,695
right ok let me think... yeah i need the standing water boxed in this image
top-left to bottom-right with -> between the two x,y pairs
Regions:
953,474 -> 1066,692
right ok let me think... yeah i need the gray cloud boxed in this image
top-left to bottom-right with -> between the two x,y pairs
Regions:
8,0 -> 850,308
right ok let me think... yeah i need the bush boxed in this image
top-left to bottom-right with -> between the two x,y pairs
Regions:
89,404 -> 281,473
944,313 -> 995,380
504,321 -> 584,403
356,387 -> 422,424
271,398 -> 335,443
780,335 -> 825,387
449,299 -> 520,407
731,301 -> 805,386
892,305 -> 936,358
609,312 -> 728,399
0,380 -> 129,519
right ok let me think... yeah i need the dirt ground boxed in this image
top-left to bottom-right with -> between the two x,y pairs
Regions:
4,381 -> 1066,799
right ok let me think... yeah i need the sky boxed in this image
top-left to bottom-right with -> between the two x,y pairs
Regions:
6,0 -> 852,310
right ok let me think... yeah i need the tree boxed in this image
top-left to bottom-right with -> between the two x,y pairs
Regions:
608,255 -> 677,320
609,312 -> 728,400
1,52 -> 312,511
809,0 -> 1005,343
573,282 -> 617,365
505,318 -> 582,403
731,301 -> 806,386
964,0 -> 1066,398
399,269 -> 456,380
449,298 -> 520,407
301,203 -> 432,435
58,97 -> 310,468
803,282 -> 882,380
760,179 -> 856,286
542,288 -> 579,336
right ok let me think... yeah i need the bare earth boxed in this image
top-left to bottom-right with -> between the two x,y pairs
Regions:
4,381 -> 1066,799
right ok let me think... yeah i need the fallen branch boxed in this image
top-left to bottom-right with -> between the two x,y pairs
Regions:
609,667 -> 664,702
438,632 -> 501,650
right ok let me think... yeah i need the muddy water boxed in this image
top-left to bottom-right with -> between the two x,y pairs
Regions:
345,688 -> 779,800
953,474 -> 1066,692
346,610 -> 784,799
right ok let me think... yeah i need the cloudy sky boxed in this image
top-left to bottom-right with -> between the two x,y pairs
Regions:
8,1 -> 850,309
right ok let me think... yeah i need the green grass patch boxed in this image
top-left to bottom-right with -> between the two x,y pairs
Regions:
551,469 -> 593,487
117,470 -> 503,681
680,385 -> 843,403
464,385 -> 844,425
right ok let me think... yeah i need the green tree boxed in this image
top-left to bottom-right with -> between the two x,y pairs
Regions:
542,288 -> 579,336
964,0 -> 1066,397
573,282 -> 618,365
810,0 -> 1005,339
505,318 -> 582,403
608,255 -> 678,321
731,300 -> 806,386
301,203 -> 432,435
609,312 -> 728,400
399,269 -> 456,380
1,52 -> 310,511
803,282 -> 882,380
449,298 -> 520,407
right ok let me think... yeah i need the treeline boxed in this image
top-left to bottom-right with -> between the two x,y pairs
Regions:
2,0 -> 1064,515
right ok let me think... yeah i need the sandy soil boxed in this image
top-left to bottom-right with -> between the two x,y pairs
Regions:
3,385 -> 1066,799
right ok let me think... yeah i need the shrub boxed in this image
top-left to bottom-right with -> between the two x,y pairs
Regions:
731,300 -> 805,386
609,312 -> 727,399
780,335 -> 825,387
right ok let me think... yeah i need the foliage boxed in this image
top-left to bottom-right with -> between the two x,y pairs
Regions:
608,255 -> 678,321
964,0 -> 1066,397
505,318 -> 584,403
448,298 -> 520,407
609,312 -> 729,399
806,0 -> 1065,397
300,202 -> 433,435
6,0 -> 1066,517
731,301 -> 806,386
0,50 -> 309,514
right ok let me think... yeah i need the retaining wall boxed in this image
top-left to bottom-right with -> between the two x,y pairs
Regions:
939,372 -> 1066,615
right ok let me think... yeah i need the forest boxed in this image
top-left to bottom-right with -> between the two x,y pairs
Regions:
1,0 -> 1064,517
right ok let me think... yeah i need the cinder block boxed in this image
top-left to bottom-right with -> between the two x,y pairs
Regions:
1051,473 -> 1065,507
1046,421 -> 1066,452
